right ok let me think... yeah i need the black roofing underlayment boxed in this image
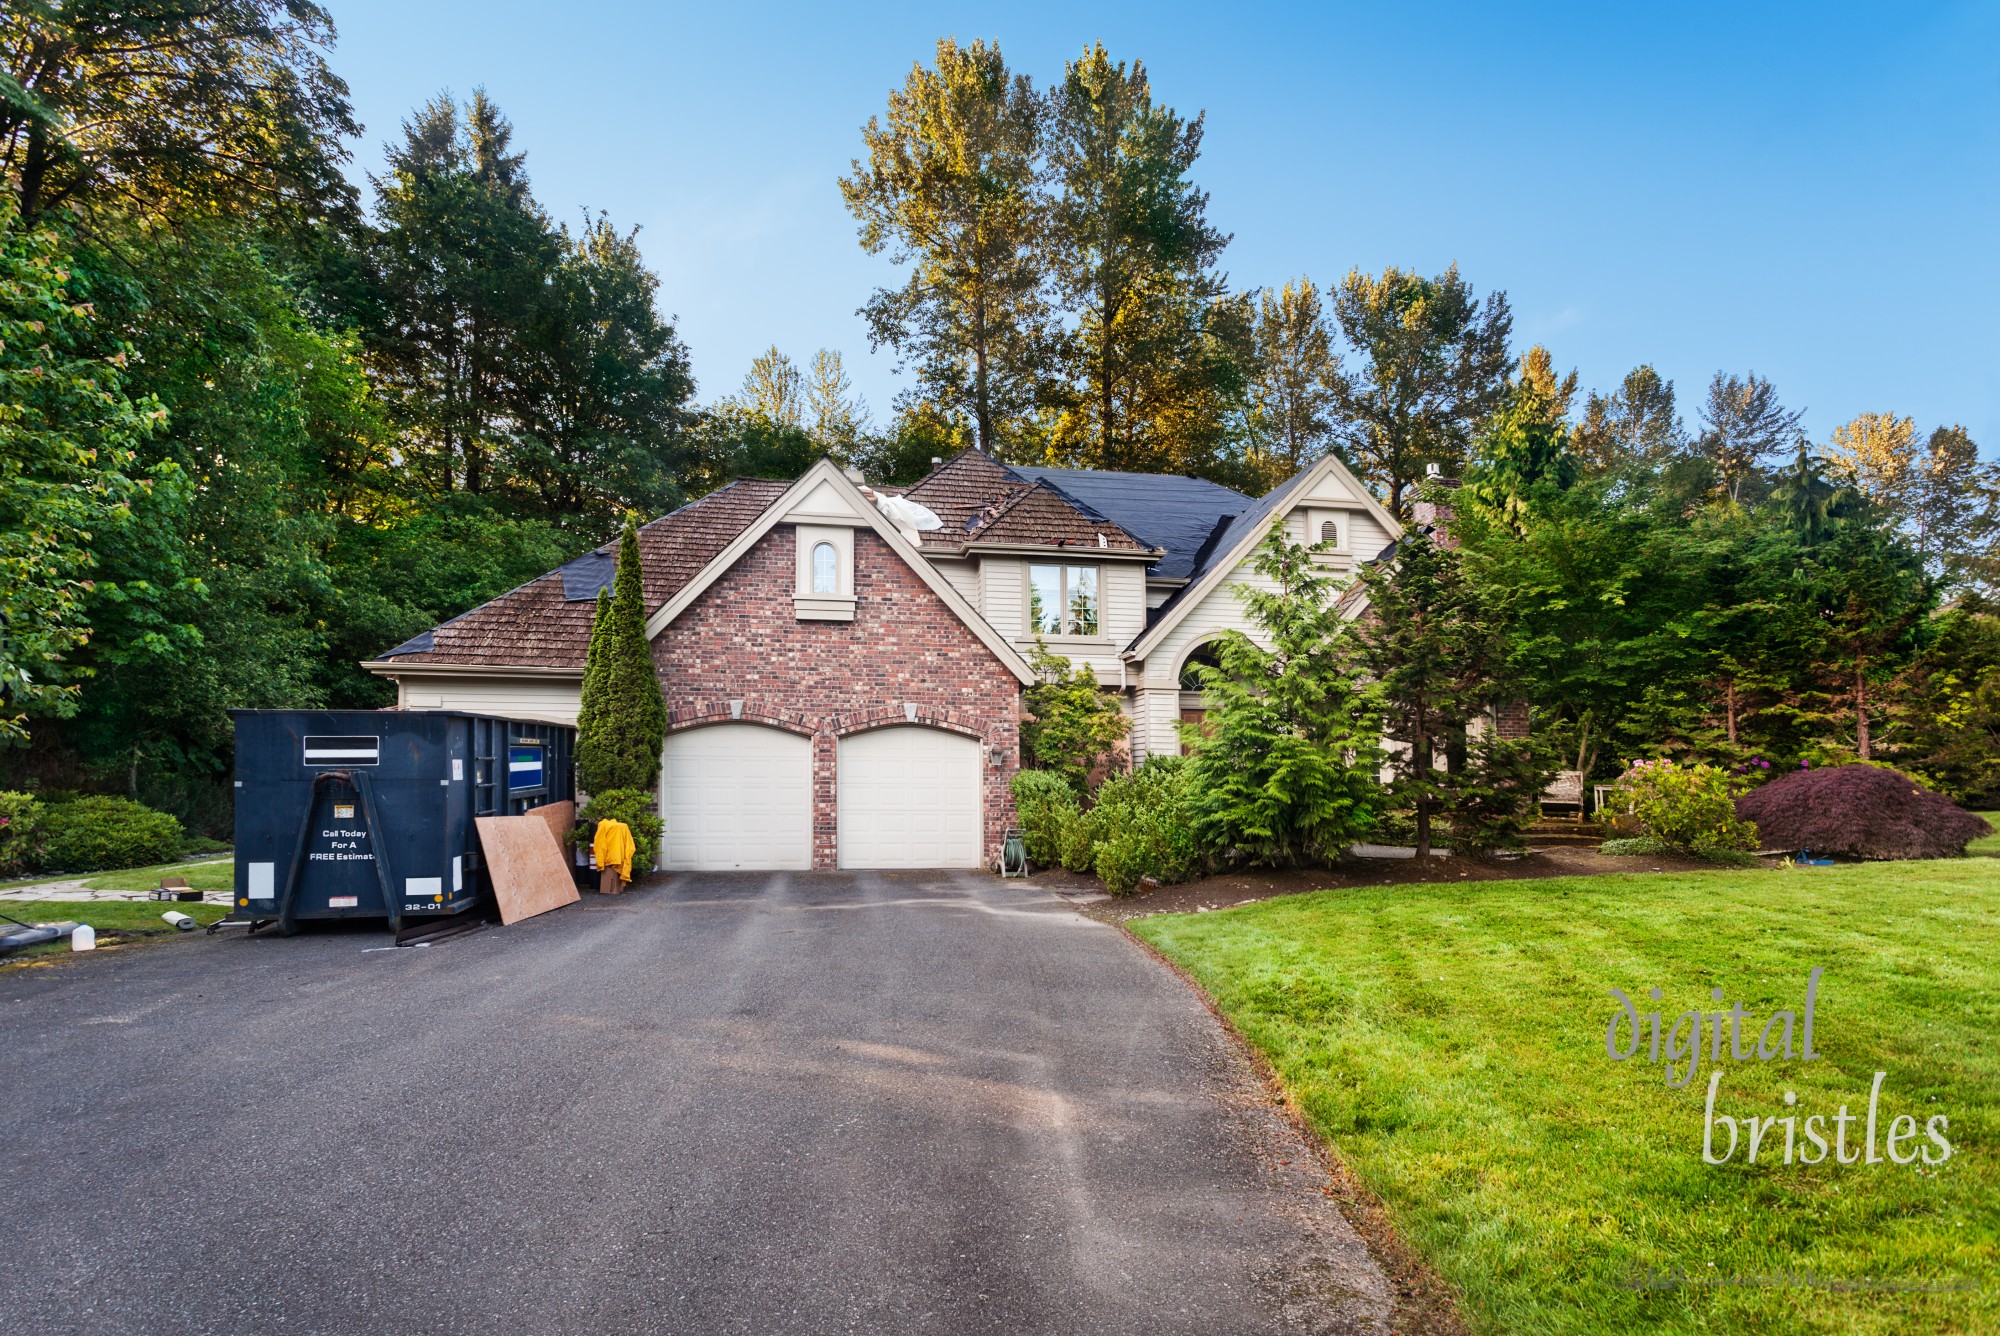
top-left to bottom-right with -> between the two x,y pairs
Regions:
558,548 -> 616,602
1006,466 -> 1252,582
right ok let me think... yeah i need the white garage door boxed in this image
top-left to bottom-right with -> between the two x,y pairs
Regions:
661,725 -> 812,871
837,727 -> 982,869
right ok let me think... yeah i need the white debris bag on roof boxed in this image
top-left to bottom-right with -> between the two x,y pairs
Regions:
871,493 -> 943,536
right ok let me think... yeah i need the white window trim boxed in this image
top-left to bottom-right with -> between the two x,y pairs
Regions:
1026,561 -> 1103,638
794,524 -> 856,621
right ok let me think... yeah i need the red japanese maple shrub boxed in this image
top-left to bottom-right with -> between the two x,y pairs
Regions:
1735,764 -> 1993,860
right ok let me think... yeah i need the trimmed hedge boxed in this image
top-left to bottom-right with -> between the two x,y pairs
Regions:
1011,769 -> 1078,869
1013,758 -> 1206,895
35,795 -> 184,873
0,790 -> 45,875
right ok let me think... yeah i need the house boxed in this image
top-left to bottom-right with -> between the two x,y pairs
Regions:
362,449 -> 1403,873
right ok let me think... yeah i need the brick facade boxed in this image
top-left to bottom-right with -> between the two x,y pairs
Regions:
654,525 -> 1023,870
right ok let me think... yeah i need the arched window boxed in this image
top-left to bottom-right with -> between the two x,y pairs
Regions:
812,541 -> 839,594
1179,640 -> 1224,690
1319,519 -> 1339,547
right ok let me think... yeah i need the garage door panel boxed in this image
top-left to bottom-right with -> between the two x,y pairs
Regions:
663,725 -> 811,871
838,727 -> 981,869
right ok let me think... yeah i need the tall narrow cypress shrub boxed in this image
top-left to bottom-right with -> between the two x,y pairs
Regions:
575,515 -> 667,794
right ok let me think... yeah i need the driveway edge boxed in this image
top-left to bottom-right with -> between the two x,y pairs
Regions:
1111,916 -> 1474,1336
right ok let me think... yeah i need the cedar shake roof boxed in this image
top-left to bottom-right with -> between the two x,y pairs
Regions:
377,478 -> 790,668
902,448 -> 1029,547
903,449 -> 1153,555
965,481 -> 1151,552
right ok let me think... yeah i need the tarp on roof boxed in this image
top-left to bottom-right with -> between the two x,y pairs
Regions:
1006,467 -> 1253,581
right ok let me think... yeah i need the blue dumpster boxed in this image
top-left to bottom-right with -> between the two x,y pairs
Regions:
230,710 -> 575,933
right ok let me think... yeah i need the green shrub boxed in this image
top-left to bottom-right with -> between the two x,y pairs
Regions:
577,788 -> 663,875
1010,769 -> 1079,868
0,790 -> 45,875
1615,760 -> 1758,855
1060,757 -> 1206,894
1059,803 -> 1099,873
35,795 -> 184,872
1597,835 -> 1669,857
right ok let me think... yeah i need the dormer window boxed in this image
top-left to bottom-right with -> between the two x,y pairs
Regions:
811,541 -> 839,594
1319,519 -> 1339,547
1029,563 -> 1099,637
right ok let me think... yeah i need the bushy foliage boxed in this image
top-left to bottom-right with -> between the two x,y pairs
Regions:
1020,757 -> 1203,893
1022,642 -> 1129,790
1186,523 -> 1381,865
1085,757 -> 1205,893
575,516 -> 667,795
35,795 -> 184,872
1598,835 -> 1669,857
1010,769 -> 1079,868
1447,734 -> 1554,854
1615,760 -> 1758,856
1734,763 -> 1992,860
0,790 -> 45,875
578,788 -> 664,876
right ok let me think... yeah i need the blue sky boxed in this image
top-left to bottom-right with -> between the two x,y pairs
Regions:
325,2 -> 1999,452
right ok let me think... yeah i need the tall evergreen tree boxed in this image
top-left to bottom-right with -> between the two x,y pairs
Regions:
366,91 -> 557,497
1044,44 -> 1239,474
1354,517 -> 1543,856
1184,523 -> 1379,865
1327,264 -> 1513,516
841,38 -> 1046,452
574,516 -> 666,795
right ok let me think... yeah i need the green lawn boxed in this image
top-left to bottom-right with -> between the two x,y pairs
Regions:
82,856 -> 233,893
1134,862 -> 1996,1335
1971,814 -> 1999,857
1,897 -> 230,964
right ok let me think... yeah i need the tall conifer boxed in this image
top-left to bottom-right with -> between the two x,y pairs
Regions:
575,515 -> 666,794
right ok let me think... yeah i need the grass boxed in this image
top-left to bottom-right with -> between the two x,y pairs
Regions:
82,856 -> 232,893
0,855 -> 232,893
1971,814 -> 1999,857
1,897 -> 230,965
1133,861 -> 1997,1335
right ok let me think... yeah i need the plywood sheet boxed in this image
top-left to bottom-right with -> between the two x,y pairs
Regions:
527,800 -> 574,844
475,815 -> 579,926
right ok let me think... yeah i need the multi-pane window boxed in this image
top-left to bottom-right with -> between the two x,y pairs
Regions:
811,541 -> 839,594
1028,564 -> 1099,636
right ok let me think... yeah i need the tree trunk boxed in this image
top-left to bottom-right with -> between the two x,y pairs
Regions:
1856,665 -> 1870,760
973,289 -> 991,452
1724,679 -> 1737,746
1412,716 -> 1431,860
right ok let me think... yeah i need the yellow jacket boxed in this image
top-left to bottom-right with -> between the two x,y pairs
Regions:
592,818 -> 636,882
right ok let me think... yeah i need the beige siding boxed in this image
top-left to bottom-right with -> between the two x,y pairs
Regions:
932,557 -> 980,605
394,674 -> 582,723
1102,562 -> 1146,645
980,557 -> 1024,635
1348,509 -> 1393,561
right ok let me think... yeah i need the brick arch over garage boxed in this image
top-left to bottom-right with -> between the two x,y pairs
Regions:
666,704 -> 816,738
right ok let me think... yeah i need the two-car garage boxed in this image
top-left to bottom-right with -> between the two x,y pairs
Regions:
659,724 -> 983,872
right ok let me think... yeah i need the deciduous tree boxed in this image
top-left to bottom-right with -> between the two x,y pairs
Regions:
1327,264 -> 1513,516
841,38 -> 1046,452
1572,365 -> 1686,472
1044,44 -> 1238,475
0,0 -> 358,222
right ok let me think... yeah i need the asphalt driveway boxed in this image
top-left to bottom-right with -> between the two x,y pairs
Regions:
0,871 -> 1388,1335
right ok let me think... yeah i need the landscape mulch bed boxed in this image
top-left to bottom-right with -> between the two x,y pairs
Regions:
1043,845 -> 1737,921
